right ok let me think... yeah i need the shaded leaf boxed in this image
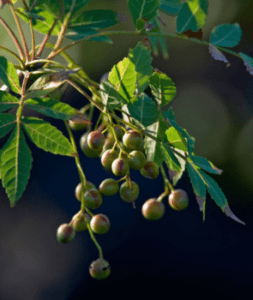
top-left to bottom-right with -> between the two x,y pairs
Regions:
108,57 -> 137,102
100,81 -> 126,110
0,91 -> 19,112
196,195 -> 206,221
149,71 -> 176,107
21,116 -> 75,156
128,41 -> 153,95
144,114 -> 168,167
239,52 -> 253,76
224,203 -> 246,225
210,23 -> 242,48
24,98 -> 79,120
0,125 -> 33,207
186,161 -> 206,198
0,113 -> 16,138
128,0 -> 160,26
177,0 -> 208,33
159,0 -> 183,16
65,29 -> 113,43
209,45 -> 230,67
189,154 -> 222,175
161,143 -> 181,172
0,56 -> 21,94
127,93 -> 159,127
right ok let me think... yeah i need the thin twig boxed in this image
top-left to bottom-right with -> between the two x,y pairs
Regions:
0,46 -> 25,69
22,0 -> 35,61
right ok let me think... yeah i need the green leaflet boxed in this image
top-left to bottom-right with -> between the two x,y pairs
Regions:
177,0 -> 208,33
24,98 -> 79,120
0,125 -> 33,207
188,154 -> 222,175
149,71 -> 176,107
186,161 -> 206,198
165,126 -> 187,152
127,93 -> 159,127
65,30 -> 113,43
239,52 -> 253,76
100,81 -> 126,110
144,114 -> 168,167
128,0 -> 160,26
159,0 -> 183,16
210,23 -> 242,48
0,56 -> 21,94
21,117 -> 75,157
0,113 -> 16,138
108,57 -> 137,102
0,91 -> 19,112
128,42 -> 153,95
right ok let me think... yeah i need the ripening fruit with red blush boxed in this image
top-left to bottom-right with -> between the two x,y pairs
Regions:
140,161 -> 159,179
87,131 -> 105,150
56,223 -> 76,243
168,189 -> 189,211
90,213 -> 110,234
89,258 -> 111,280
142,198 -> 165,221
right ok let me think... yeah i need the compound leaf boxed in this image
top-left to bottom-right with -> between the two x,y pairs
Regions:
24,98 -> 79,120
0,91 -> 19,112
21,117 -> 75,156
0,113 -> 16,138
0,125 -> 33,207
177,0 -> 208,33
0,56 -> 21,94
210,23 -> 242,48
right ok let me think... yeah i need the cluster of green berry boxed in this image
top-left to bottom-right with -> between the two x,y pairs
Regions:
56,116 -> 189,280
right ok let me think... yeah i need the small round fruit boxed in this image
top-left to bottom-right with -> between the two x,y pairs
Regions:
99,178 -> 119,196
111,157 -> 129,176
71,211 -> 92,232
68,119 -> 87,131
142,198 -> 165,221
101,138 -> 115,154
140,161 -> 159,179
122,130 -> 143,150
107,125 -> 124,141
128,150 -> 146,170
90,213 -> 110,234
87,131 -> 105,150
75,181 -> 96,201
56,223 -> 76,243
101,149 -> 119,172
89,258 -> 111,280
80,133 -> 102,158
168,189 -> 189,211
83,188 -> 103,209
120,181 -> 139,203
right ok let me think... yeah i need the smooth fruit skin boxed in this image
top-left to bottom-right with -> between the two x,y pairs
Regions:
71,211 -> 92,232
168,189 -> 189,211
111,157 -> 129,176
99,178 -> 119,196
90,214 -> 110,234
83,188 -> 103,209
75,181 -> 96,201
87,131 -> 105,150
101,149 -> 119,172
120,181 -> 139,203
142,198 -> 165,221
80,133 -> 102,158
68,119 -> 87,131
140,161 -> 159,179
107,125 -> 124,141
56,223 -> 76,243
122,130 -> 143,150
128,150 -> 146,170
89,258 -> 111,280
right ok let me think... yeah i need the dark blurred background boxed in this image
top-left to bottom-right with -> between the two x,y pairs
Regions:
1,0 -> 253,299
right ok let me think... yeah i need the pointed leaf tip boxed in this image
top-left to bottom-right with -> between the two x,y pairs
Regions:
196,195 -> 205,212
209,45 -> 230,67
224,203 -> 246,225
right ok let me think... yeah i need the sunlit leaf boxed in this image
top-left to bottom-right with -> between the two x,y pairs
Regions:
0,113 -> 16,138
0,91 -> 19,112
0,56 -> 21,94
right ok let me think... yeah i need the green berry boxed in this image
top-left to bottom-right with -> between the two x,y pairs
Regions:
111,157 -> 129,176
80,133 -> 102,158
75,181 -> 96,201
99,178 -> 119,196
68,119 -> 87,131
168,189 -> 189,211
120,181 -> 139,203
90,213 -> 110,234
142,198 -> 165,221
89,258 -> 111,280
140,161 -> 159,179
71,211 -> 92,232
128,150 -> 146,170
87,130 -> 105,150
56,223 -> 76,243
122,130 -> 143,150
83,188 -> 103,209
101,149 -> 119,172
